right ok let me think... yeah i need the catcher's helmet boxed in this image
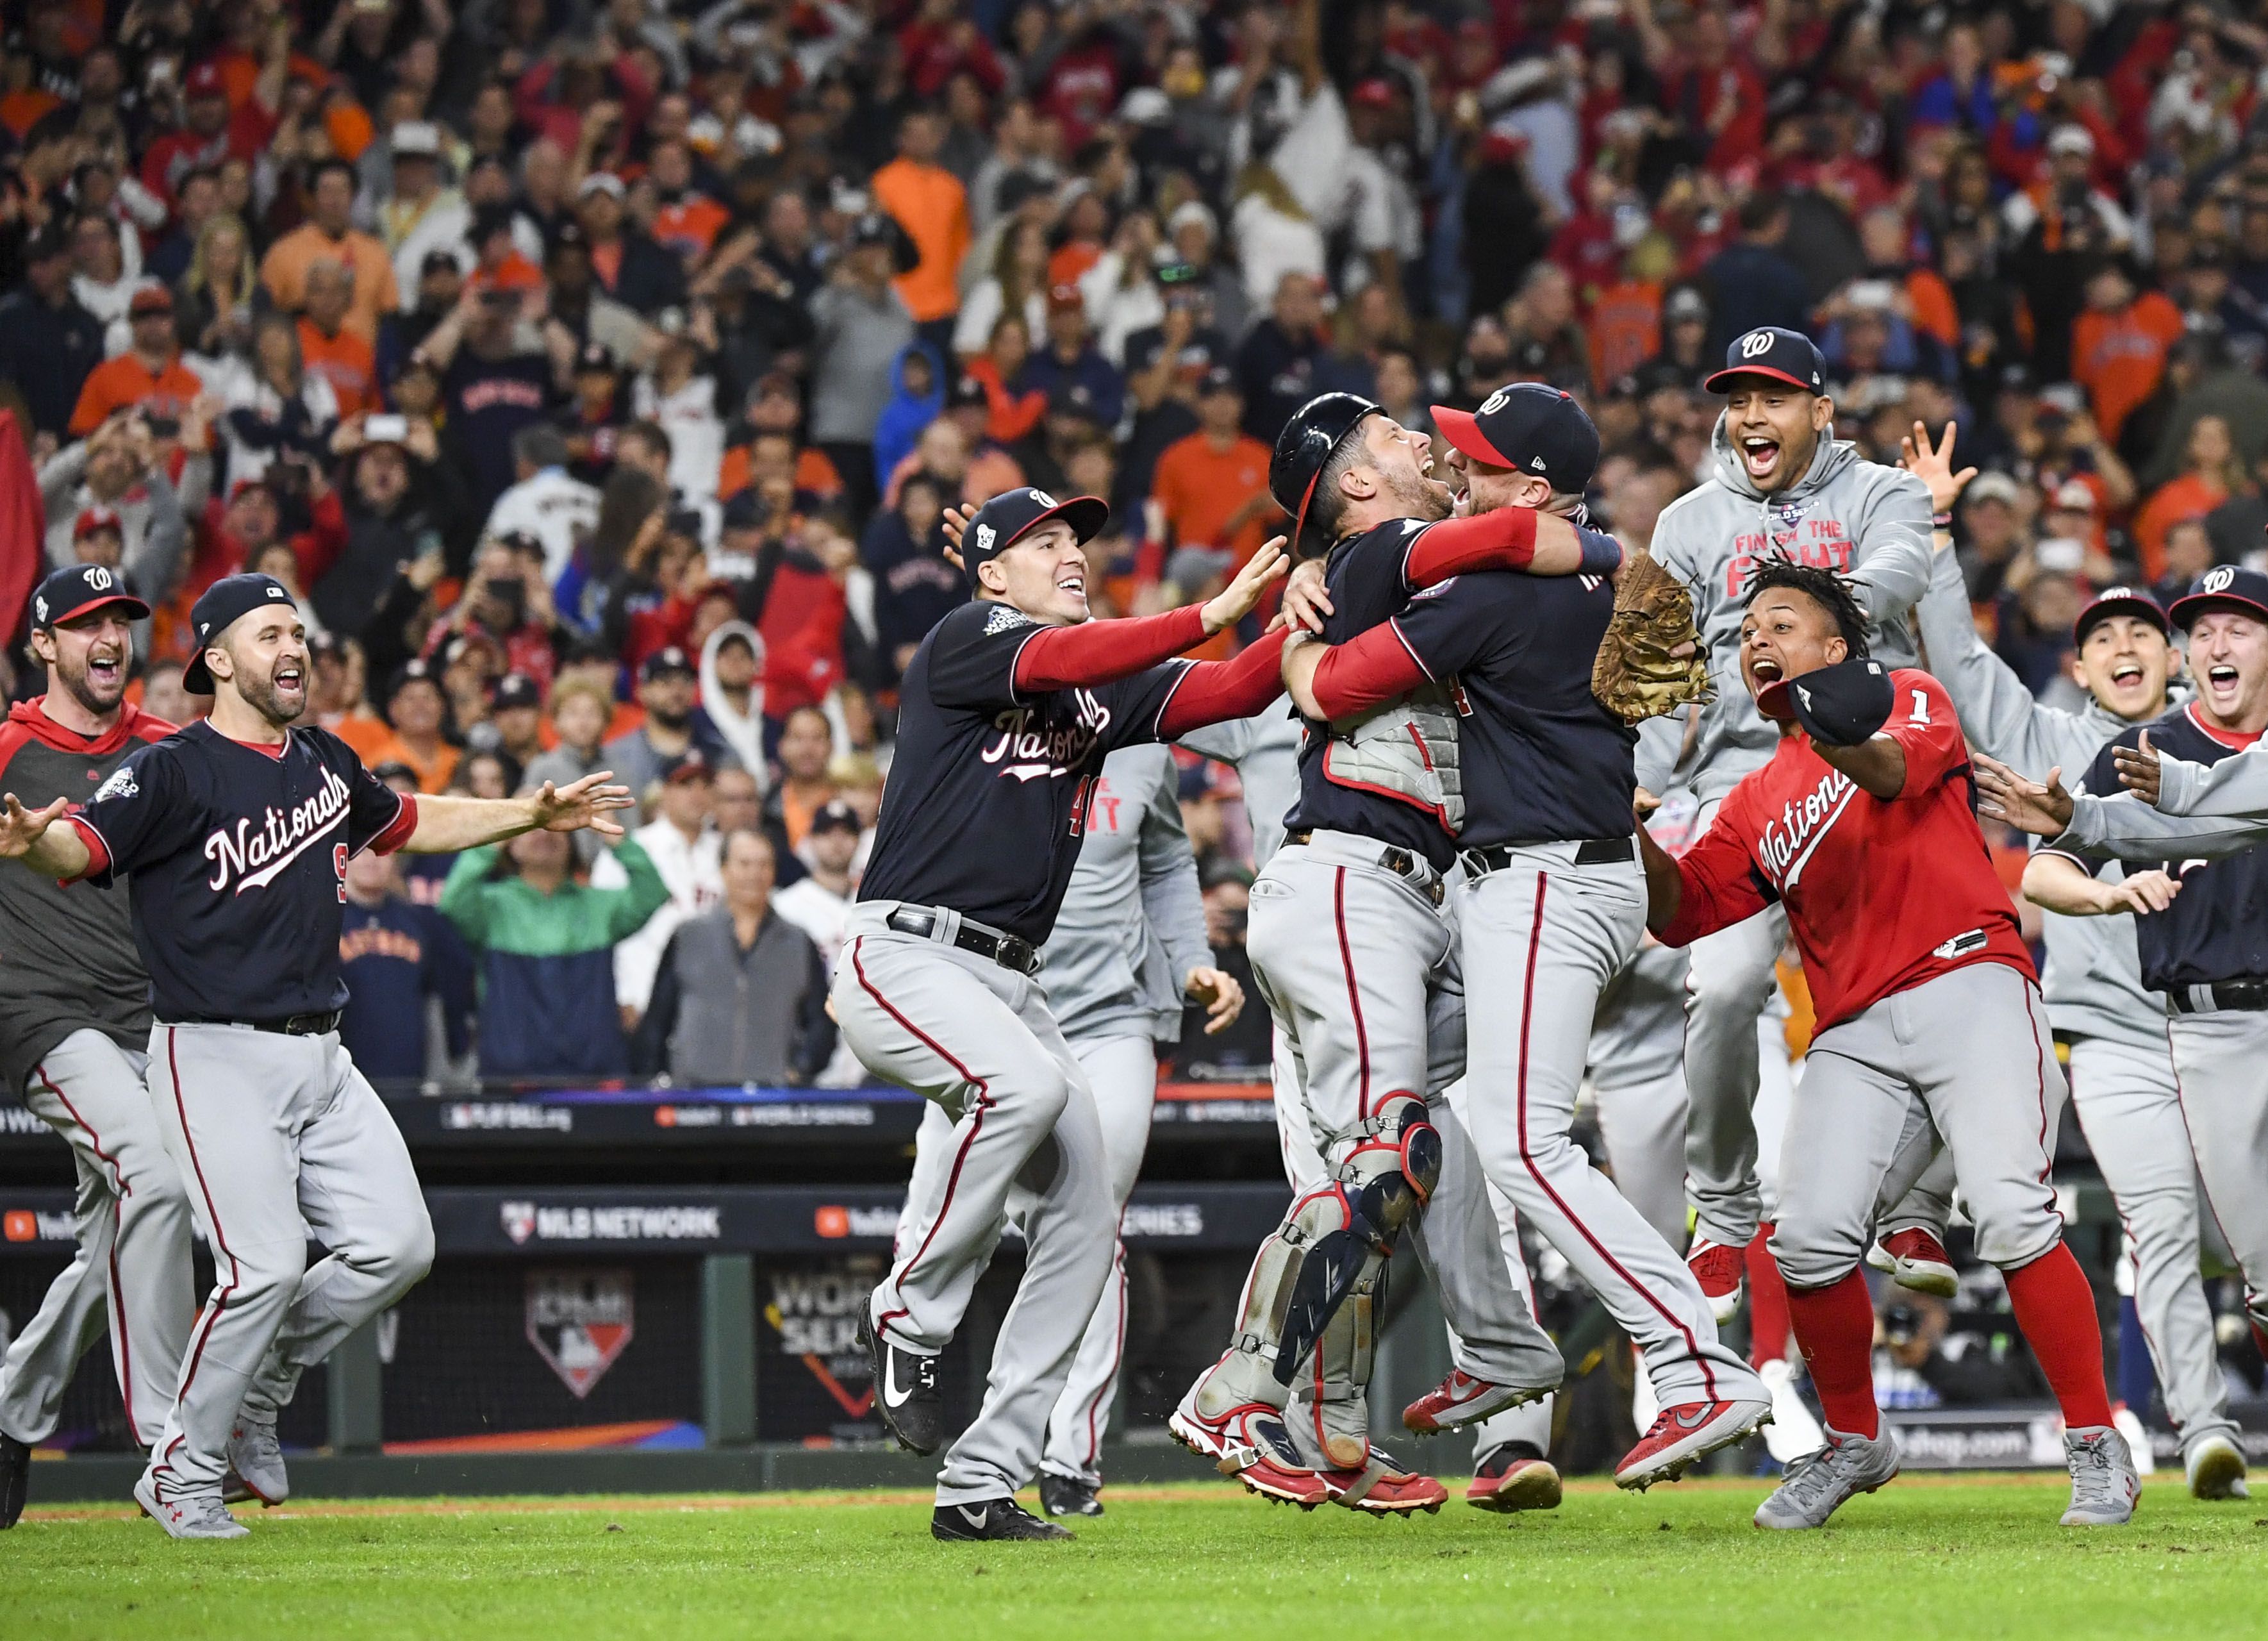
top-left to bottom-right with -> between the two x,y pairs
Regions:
1270,392 -> 1382,554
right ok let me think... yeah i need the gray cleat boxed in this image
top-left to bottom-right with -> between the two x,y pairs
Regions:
2184,1433 -> 2248,1501
2062,1426 -> 2140,1526
226,1410 -> 289,1505
134,1472 -> 249,1540
1753,1426 -> 1900,1529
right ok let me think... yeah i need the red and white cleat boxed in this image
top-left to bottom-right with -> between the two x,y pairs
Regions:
1866,1228 -> 1958,1297
1466,1444 -> 1562,1513
1402,1369 -> 1550,1436
1615,1399 -> 1773,1490
1687,1238 -> 1746,1324
1168,1396 -> 1330,1509
1320,1456 -> 1448,1517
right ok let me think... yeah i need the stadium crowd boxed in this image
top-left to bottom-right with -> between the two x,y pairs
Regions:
1,0 -> 2267,1095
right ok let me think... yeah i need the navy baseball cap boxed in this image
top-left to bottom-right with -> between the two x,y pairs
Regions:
2073,585 -> 2169,647
183,574 -> 297,692
809,797 -> 861,835
640,645 -> 697,682
1431,383 -> 1602,492
492,671 -> 543,712
2170,565 -> 2268,631
959,486 -> 1110,588
1755,656 -> 1894,746
1704,327 -> 1828,396
31,563 -> 149,630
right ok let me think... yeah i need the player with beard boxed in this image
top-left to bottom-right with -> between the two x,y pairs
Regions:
0,568 -> 186,1529
0,573 -> 635,1538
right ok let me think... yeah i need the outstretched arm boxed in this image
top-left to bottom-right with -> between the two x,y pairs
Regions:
399,772 -> 636,854
0,796 -> 92,881
2021,850 -> 2180,918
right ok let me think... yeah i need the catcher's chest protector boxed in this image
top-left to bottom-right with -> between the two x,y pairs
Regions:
1321,686 -> 1465,831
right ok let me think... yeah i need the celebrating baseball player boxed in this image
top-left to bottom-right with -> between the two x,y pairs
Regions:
1171,391 -> 1629,1515
896,737 -> 1240,1520
835,485 -> 1295,1543
1267,384 -> 1772,1490
1639,328 -> 1939,1320
1901,431 -> 2247,1501
0,572 -> 636,1540
1639,559 -> 2137,1529
1975,563 -> 2268,1456
0,567 -> 186,1529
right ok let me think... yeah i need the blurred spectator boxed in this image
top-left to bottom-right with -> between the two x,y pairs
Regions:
2134,416 -> 2244,585
872,107 -> 972,352
953,215 -> 1051,363
261,159 -> 399,344
1234,272 -> 1355,444
222,315 -> 339,490
632,829 -> 834,1086
613,751 -> 724,1022
2071,262 -> 2185,449
0,227 -> 103,438
606,645 -> 729,800
1149,366 -> 1272,569
775,798 -> 868,1087
485,426 -> 602,585
1020,283 -> 1126,429
69,287 -> 204,436
361,658 -> 461,795
1701,192 -> 1811,363
764,704 -> 836,856
338,844 -> 473,1083
1873,1293 -> 2048,1411
699,619 -> 765,774
323,415 -> 468,639
1174,866 -> 1268,1081
440,822 -> 670,1079
809,215 -> 916,522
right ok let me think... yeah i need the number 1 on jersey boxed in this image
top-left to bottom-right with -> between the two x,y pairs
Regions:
1908,688 -> 1931,726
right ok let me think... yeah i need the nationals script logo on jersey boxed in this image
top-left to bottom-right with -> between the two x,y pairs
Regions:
981,689 -> 1113,782
1754,765 -> 1858,890
204,765 -> 354,893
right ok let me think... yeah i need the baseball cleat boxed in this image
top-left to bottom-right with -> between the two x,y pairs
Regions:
0,1433 -> 28,1530
1320,1455 -> 1447,1516
133,1472 -> 249,1540
224,1410 -> 288,1506
2062,1426 -> 2140,1526
1168,1395 -> 1329,1509
1687,1238 -> 1745,1324
1757,1357 -> 1826,1465
1402,1368 -> 1551,1436
1615,1397 -> 1773,1490
931,1497 -> 1072,1542
2111,1404 -> 2157,1475
2184,1433 -> 2248,1501
1753,1427 -> 1900,1529
1865,1229 -> 1958,1297
1038,1473 -> 1104,1517
857,1311 -> 943,1456
1466,1444 -> 1562,1513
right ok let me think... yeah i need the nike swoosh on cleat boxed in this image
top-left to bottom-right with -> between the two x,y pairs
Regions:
957,1506 -> 989,1528
1673,1407 -> 1711,1430
884,1353 -> 914,1409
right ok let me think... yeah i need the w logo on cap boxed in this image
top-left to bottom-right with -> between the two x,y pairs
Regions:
2203,566 -> 2237,594
1478,387 -> 1511,416
1739,330 -> 1776,358
1029,489 -> 1057,507
84,565 -> 113,591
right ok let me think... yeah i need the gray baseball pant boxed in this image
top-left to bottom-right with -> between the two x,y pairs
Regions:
2065,1034 -> 2237,1456
0,1031 -> 191,1451
1771,965 -> 2068,1287
1459,844 -> 1760,1408
2165,1010 -> 2268,1349
902,1030 -> 1159,1490
836,903 -> 1114,1508
1243,835 -> 1564,1445
142,1024 -> 432,1501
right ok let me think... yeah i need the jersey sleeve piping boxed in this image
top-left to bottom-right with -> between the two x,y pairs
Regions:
365,791 -> 419,857
62,814 -> 110,882
1387,616 -> 1436,682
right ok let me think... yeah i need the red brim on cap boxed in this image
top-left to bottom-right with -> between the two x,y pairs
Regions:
1701,365 -> 1817,395
1753,678 -> 1795,722
45,592 -> 153,627
1430,406 -> 1513,471
1001,494 -> 1111,553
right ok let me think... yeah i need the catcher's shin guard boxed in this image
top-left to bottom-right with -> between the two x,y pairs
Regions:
1273,1094 -> 1441,1385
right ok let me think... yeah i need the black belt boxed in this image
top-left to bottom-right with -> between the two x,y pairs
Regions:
2168,977 -> 2268,1015
1282,830 -> 1444,907
1461,835 -> 1635,876
886,907 -> 1039,976
164,1010 -> 344,1037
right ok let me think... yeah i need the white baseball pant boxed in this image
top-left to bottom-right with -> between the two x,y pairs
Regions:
2165,1010 -> 2268,1352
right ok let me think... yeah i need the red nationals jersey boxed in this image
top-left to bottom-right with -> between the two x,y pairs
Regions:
1658,668 -> 2034,1031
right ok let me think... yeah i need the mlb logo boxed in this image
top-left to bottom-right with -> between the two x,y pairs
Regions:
499,1200 -> 537,1245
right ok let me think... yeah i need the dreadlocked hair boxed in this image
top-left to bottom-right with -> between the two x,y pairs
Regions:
1742,558 -> 1871,656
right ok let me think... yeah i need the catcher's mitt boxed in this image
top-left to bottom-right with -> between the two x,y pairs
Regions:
1591,549 -> 1711,726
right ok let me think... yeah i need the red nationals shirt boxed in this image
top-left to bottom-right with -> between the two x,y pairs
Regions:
1658,668 -> 2034,1031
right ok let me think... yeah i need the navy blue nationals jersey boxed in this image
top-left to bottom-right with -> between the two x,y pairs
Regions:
65,722 -> 418,1022
857,601 -> 1193,943
1284,519 -> 1462,869
1387,570 -> 1637,845
2062,704 -> 2268,993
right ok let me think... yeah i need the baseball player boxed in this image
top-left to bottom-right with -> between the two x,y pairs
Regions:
1274,385 -> 1771,1490
0,572 -> 635,1539
1975,564 -> 2268,1470
1900,432 -> 2247,1501
896,740 -> 1239,1519
1640,328 -> 1939,1319
0,567 -> 186,1530
1641,559 -> 2137,1529
834,486 -> 1295,1544
1171,391 -> 1643,1514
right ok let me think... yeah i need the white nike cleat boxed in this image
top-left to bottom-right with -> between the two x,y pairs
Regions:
2185,1433 -> 2247,1501
1753,1426 -> 1899,1529
2111,1405 -> 2157,1475
1757,1357 -> 1826,1465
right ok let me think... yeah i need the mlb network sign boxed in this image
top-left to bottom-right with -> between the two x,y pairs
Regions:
500,1201 -> 724,1245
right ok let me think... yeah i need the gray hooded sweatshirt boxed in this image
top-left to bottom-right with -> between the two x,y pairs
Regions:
1912,542 -> 2176,1047
1637,416 -> 1936,801
1038,743 -> 1212,1047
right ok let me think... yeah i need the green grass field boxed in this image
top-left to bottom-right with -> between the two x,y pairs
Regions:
5,1475 -> 2261,1640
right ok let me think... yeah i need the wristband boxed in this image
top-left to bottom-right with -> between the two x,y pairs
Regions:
1932,513 -> 1953,529
1577,531 -> 1624,577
